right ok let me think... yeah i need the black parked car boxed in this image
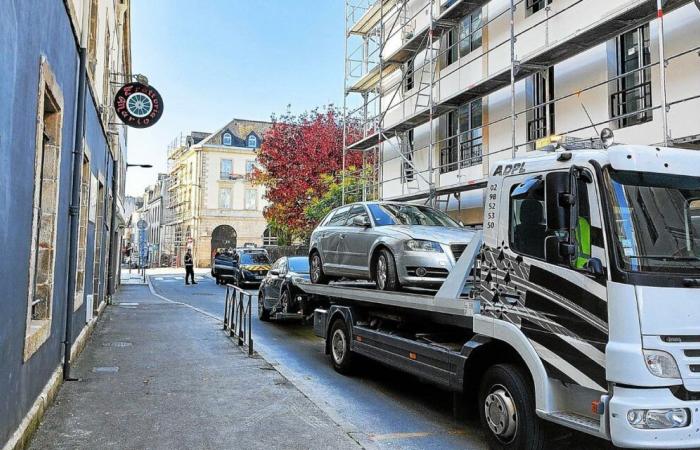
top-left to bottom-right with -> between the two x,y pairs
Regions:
211,249 -> 236,285
257,256 -> 311,321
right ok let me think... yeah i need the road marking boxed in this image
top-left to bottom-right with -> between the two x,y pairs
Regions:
369,432 -> 432,441
146,276 -> 222,323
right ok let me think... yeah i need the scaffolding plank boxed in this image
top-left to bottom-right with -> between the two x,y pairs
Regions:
348,64 -> 399,93
349,0 -> 398,35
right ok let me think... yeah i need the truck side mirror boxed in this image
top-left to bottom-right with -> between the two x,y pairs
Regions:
544,235 -> 561,264
585,257 -> 604,277
545,172 -> 571,232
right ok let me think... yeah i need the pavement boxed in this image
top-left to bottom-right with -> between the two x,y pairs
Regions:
28,284 -> 360,450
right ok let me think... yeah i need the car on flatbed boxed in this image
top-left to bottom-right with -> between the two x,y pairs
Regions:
308,201 -> 474,290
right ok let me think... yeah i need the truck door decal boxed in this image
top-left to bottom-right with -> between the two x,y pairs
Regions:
480,246 -> 608,392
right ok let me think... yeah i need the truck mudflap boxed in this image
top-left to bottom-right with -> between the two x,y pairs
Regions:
609,386 -> 700,448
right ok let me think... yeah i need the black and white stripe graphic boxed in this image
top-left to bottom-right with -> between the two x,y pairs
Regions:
479,247 -> 608,391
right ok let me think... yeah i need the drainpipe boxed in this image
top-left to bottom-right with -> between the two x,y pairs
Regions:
63,0 -> 90,381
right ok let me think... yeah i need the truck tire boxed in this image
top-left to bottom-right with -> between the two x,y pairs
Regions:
257,292 -> 270,321
478,364 -> 545,450
329,319 -> 354,374
375,248 -> 399,291
310,252 -> 329,285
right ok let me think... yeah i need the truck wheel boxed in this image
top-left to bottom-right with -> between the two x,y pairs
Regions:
479,364 -> 545,450
257,292 -> 270,321
329,319 -> 354,374
310,252 -> 329,284
375,249 -> 399,291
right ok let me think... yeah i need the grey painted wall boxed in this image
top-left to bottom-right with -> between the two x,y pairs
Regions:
0,1 -> 116,445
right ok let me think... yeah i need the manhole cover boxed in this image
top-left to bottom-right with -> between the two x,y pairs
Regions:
102,341 -> 132,348
93,366 -> 119,373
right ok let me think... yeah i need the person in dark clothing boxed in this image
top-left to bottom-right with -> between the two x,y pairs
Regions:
184,249 -> 196,285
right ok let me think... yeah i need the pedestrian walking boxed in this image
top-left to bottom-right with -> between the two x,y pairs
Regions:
184,249 -> 197,285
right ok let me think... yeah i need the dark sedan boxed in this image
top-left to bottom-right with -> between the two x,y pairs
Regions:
257,256 -> 311,321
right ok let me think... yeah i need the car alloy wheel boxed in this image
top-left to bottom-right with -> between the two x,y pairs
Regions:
377,255 -> 387,290
311,254 -> 322,283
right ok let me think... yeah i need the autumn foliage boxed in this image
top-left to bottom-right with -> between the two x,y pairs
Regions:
253,107 -> 365,241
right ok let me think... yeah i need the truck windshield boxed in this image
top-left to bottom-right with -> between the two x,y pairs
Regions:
604,168 -> 700,273
368,203 -> 460,227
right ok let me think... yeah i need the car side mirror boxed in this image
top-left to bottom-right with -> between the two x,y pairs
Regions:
458,221 -> 465,227
353,215 -> 371,227
585,257 -> 605,277
269,269 -> 279,276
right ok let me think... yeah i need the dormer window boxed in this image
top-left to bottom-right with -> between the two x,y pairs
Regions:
247,135 -> 257,148
223,132 -> 232,146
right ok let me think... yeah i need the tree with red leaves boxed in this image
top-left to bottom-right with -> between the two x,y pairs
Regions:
253,106 -> 365,242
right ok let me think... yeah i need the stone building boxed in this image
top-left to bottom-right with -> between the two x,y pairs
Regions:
165,119 -> 273,267
0,0 -> 131,447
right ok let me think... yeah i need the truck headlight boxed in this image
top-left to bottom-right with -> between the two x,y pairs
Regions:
405,240 -> 443,252
643,349 -> 681,378
627,408 -> 689,429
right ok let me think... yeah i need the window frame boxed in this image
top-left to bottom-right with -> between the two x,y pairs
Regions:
459,10 -> 483,58
222,132 -> 233,146
220,159 -> 233,180
244,188 -> 257,210
610,24 -> 652,129
25,57 -> 64,361
218,187 -> 232,209
247,135 -> 257,148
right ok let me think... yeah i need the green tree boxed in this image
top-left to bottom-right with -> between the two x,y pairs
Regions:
304,166 -> 376,228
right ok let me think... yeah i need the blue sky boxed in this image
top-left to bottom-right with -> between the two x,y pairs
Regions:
126,0 -> 345,196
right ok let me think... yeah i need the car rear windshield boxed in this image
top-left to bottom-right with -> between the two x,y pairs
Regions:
367,203 -> 460,227
240,253 -> 270,264
288,258 -> 310,273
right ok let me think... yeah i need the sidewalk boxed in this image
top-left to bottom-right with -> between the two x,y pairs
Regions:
28,285 -> 359,450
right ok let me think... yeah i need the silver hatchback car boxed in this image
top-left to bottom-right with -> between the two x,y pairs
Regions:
309,201 -> 475,290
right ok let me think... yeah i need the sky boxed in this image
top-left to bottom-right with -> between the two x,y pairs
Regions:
126,0 -> 345,196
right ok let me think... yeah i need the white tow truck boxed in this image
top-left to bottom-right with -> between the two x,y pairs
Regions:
302,135 -> 700,449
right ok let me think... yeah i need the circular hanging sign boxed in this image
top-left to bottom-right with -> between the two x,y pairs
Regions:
113,82 -> 164,128
137,219 -> 148,230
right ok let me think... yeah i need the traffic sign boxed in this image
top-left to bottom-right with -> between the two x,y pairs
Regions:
137,219 -> 148,230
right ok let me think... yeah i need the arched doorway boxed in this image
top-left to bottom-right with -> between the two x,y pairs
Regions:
211,225 -> 237,257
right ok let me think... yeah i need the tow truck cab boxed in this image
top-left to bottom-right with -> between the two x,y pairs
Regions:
483,144 -> 700,448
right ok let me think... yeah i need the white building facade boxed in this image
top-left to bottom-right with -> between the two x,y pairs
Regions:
344,0 -> 700,223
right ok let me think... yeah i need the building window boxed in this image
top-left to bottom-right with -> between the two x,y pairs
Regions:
611,25 -> 652,128
223,132 -> 233,146
459,10 -> 482,57
459,99 -> 483,168
444,28 -> 458,67
262,227 -> 278,246
25,58 -> 64,360
441,110 -> 459,173
218,188 -> 232,209
75,156 -> 91,311
87,0 -> 98,77
526,0 -> 552,15
526,67 -> 555,148
247,135 -> 257,148
401,129 -> 415,183
245,160 -> 255,176
220,159 -> 233,179
244,189 -> 257,210
404,57 -> 415,92
92,180 -> 105,312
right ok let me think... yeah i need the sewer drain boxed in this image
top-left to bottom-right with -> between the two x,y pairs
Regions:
93,366 -> 119,373
102,341 -> 132,347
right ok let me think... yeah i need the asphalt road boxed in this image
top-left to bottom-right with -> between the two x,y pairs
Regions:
149,271 -> 613,450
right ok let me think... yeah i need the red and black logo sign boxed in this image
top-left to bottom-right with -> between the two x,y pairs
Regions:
113,82 -> 163,128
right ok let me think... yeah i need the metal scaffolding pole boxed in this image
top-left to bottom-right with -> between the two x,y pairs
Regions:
428,2 -> 436,207
342,1 -> 350,205
509,0 -> 517,158
656,0 -> 670,146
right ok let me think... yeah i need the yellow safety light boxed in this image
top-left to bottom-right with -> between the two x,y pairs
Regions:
535,134 -> 562,150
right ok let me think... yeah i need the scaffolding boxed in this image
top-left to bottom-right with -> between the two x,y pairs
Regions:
341,0 -> 699,212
